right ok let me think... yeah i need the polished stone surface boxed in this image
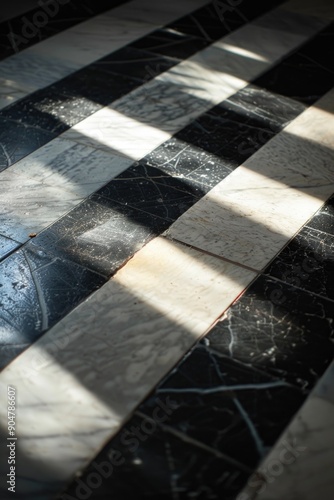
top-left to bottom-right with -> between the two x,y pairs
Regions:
0,238 -> 255,498
27,194 -> 170,277
0,0 -> 208,111
205,275 -> 334,391
166,87 -> 334,270
239,378 -> 334,500
61,349 -> 306,500
11,138 -> 132,198
306,193 -> 334,235
0,2 -> 333,500
0,0 -> 126,60
0,169 -> 81,243
0,118 -> 56,171
0,234 -> 21,261
255,21 -> 334,104
0,244 -> 106,370
264,226 -> 334,301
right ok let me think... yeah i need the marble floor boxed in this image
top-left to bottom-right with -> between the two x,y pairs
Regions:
0,0 -> 334,498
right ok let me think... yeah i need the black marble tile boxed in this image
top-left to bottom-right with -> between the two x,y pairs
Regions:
306,194 -> 334,236
49,66 -> 143,108
92,47 -> 179,82
0,0 -> 128,60
142,82 -> 305,191
153,350 -> 306,465
142,137 -> 233,191
205,274 -> 334,391
0,234 -> 21,261
130,29 -> 208,60
175,99 -> 278,169
0,118 -> 56,171
254,22 -> 334,105
167,4 -> 237,41
0,89 -> 101,134
236,0 -> 283,19
224,84 -> 306,131
96,164 -> 205,222
60,416 -> 250,500
264,226 -> 334,301
27,195 -> 170,277
168,0 -> 284,42
60,345 -> 305,500
0,244 -> 106,370
298,22 -> 334,73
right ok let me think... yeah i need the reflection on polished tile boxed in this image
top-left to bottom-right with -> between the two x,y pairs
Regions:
0,169 -> 81,242
0,244 -> 106,369
11,137 -> 133,197
0,237 -> 255,498
166,88 -> 334,270
239,389 -> 334,500
0,1 -> 333,499
264,226 -> 334,301
0,118 -> 57,171
0,234 -> 21,261
27,195 -> 170,277
206,274 -> 334,390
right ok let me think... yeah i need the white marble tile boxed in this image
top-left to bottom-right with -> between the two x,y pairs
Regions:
0,0 -> 201,109
0,355 -> 121,496
106,0 -> 209,25
0,170 -> 81,243
212,26 -> 305,72
312,361 -> 334,405
63,107 -> 171,160
254,3 -> 328,35
0,49 -> 80,94
28,16 -> 154,68
0,79 -> 27,109
10,137 -> 133,197
238,394 -> 334,500
65,10 -> 325,159
282,0 -> 334,19
0,237 -> 255,498
166,87 -> 334,270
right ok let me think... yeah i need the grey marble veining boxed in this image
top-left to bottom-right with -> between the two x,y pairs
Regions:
66,9 -> 326,159
238,384 -> 334,500
0,1 -> 191,110
166,87 -> 334,270
0,169 -> 81,243
0,237 -> 255,498
254,4 -> 328,35
11,137 -> 133,197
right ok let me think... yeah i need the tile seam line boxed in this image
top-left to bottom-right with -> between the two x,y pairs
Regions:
165,236 -> 334,306
1,12 -> 330,169
1,5 -> 324,224
0,0 -> 212,78
0,0 -> 134,62
1,41 -> 330,273
0,28 -> 332,267
0,0 -> 295,121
